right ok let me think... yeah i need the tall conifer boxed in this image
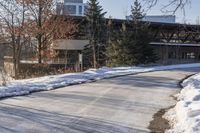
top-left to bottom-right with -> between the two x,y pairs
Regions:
107,0 -> 157,66
129,0 -> 158,64
85,0 -> 106,68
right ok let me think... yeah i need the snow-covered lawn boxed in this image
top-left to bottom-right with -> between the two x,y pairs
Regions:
166,71 -> 200,133
0,63 -> 200,99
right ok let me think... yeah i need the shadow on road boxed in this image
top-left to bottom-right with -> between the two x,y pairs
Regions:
0,103 -> 148,133
98,68 -> 200,89
28,92 -> 163,113
0,68 -> 200,133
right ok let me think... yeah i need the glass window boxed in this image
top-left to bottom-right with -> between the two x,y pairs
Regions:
64,5 -> 76,15
79,6 -> 82,15
65,0 -> 83,3
168,52 -> 176,59
182,52 -> 195,59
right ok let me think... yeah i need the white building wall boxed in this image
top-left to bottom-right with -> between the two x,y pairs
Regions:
126,15 -> 176,23
143,15 -> 176,23
57,1 -> 176,23
57,0 -> 85,16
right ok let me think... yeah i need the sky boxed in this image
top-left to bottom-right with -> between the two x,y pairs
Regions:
83,0 -> 200,24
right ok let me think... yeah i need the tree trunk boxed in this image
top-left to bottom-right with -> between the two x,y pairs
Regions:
92,42 -> 97,68
38,36 -> 42,63
13,44 -> 20,79
14,58 -> 20,79
38,2 -> 42,64
13,47 -> 17,79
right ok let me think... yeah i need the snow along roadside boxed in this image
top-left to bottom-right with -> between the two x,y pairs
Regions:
165,71 -> 200,133
1,63 -> 200,99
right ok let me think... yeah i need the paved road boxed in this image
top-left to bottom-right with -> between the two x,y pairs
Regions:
0,68 -> 200,133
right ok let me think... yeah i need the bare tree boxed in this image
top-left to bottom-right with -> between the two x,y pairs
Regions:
24,0 -> 77,63
0,0 -> 77,78
0,0 -> 29,78
143,0 -> 191,13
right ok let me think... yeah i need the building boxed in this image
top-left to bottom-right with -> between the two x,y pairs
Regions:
143,15 -> 176,23
53,17 -> 200,66
126,15 -> 176,23
52,39 -> 89,71
57,1 -> 176,24
49,12 -> 200,68
56,0 -> 86,16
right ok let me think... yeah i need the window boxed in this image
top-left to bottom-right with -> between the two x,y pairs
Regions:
79,6 -> 82,15
65,0 -> 83,3
182,52 -> 186,59
182,52 -> 195,59
168,52 -> 176,59
64,5 -> 76,15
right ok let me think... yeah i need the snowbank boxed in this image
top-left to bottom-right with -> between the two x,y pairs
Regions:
166,71 -> 200,133
0,63 -> 200,99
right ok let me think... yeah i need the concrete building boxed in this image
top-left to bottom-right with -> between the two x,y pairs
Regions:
50,16 -> 200,67
57,1 -> 176,24
56,0 -> 86,16
143,15 -> 176,23
64,17 -> 200,65
126,15 -> 176,23
52,39 -> 89,71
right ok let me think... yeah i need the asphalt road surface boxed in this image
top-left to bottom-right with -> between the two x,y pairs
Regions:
0,68 -> 200,133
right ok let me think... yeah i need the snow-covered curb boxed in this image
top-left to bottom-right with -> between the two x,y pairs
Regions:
0,63 -> 200,99
166,71 -> 200,133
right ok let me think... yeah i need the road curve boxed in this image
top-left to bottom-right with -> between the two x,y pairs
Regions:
0,68 -> 200,133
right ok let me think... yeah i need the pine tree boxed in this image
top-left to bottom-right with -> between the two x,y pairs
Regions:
106,0 -> 157,66
128,0 -> 158,65
131,0 -> 144,22
106,21 -> 130,66
85,0 -> 106,68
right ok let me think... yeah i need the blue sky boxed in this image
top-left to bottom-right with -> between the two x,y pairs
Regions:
83,0 -> 200,24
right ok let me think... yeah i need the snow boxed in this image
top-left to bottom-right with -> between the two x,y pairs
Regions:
0,63 -> 200,99
166,70 -> 200,133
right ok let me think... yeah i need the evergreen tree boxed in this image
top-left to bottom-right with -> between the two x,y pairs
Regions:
107,0 -> 157,66
85,0 -> 106,68
131,0 -> 144,22
106,21 -> 130,66
128,0 -> 158,64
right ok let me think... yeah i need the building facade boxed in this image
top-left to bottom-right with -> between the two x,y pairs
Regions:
55,17 -> 200,65
143,15 -> 176,23
57,1 -> 176,24
51,15 -> 200,68
52,39 -> 89,71
56,0 -> 86,16
126,15 -> 176,23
